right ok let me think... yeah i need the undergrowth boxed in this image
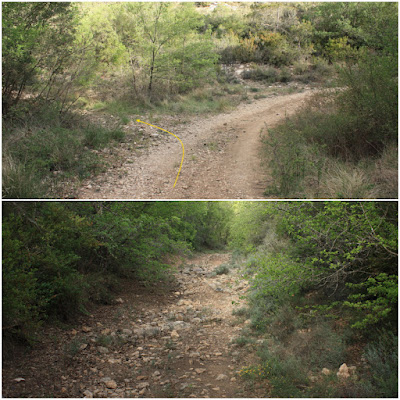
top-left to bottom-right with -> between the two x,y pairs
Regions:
263,50 -> 397,199
263,90 -> 398,198
3,105 -> 125,198
237,289 -> 398,397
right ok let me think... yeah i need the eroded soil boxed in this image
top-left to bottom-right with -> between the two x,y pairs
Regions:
75,90 -> 314,199
3,253 -> 269,398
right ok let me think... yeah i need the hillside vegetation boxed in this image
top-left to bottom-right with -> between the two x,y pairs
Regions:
3,201 -> 398,396
2,2 -> 397,198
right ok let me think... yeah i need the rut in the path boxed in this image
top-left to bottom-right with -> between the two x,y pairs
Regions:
3,253 -> 269,398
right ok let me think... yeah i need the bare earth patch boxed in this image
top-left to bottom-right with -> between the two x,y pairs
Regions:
75,90 -> 314,199
3,253 -> 269,398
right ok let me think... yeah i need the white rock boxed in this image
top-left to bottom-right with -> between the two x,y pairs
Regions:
83,389 -> 93,398
216,374 -> 228,381
195,368 -> 206,374
105,380 -> 117,389
170,330 -> 180,339
337,363 -> 350,379
98,346 -> 109,354
137,382 -> 150,390
322,368 -> 331,375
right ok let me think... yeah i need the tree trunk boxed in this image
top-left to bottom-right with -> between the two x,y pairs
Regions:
148,49 -> 156,95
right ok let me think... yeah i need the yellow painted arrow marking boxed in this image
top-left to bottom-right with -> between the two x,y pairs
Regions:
136,119 -> 184,188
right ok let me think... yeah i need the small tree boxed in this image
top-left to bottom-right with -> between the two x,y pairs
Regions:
2,3 -> 75,114
113,2 -> 218,99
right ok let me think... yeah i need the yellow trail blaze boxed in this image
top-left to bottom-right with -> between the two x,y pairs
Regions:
136,119 -> 185,188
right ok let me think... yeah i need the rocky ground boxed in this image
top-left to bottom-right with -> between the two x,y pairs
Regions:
3,253 -> 269,398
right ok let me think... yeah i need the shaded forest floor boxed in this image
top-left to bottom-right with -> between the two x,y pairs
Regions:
74,87 -> 314,199
3,252 -> 269,398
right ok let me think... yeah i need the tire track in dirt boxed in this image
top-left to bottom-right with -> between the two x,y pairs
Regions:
76,90 -> 314,199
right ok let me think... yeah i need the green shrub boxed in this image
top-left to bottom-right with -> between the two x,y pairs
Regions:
344,273 -> 398,329
242,66 -> 279,82
263,127 -> 312,197
64,336 -> 86,358
2,155 -> 46,199
311,57 -> 333,77
3,202 -> 214,340
232,306 -> 250,317
293,61 -> 309,75
337,54 -> 398,152
257,346 -> 308,397
214,264 -> 230,275
86,273 -> 119,304
3,106 -> 125,198
364,331 -> 398,397
290,320 -> 347,370
232,335 -> 255,347
279,67 -> 292,82
96,334 -> 113,347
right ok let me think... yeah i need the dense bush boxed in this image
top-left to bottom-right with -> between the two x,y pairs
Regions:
261,2 -> 398,198
2,201 -> 230,339
230,202 -> 398,330
364,331 -> 398,397
229,201 -> 398,397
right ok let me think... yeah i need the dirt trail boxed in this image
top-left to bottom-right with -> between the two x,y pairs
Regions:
3,253 -> 269,398
76,90 -> 314,199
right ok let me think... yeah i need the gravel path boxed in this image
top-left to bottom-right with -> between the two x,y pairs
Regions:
3,253 -> 269,398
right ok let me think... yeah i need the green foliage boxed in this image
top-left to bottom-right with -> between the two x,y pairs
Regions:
230,202 -> 397,329
232,335 -> 255,347
228,201 -> 397,397
213,264 -> 230,275
3,201 -> 230,340
257,345 -> 308,397
344,273 -> 398,329
336,53 -> 398,154
2,3 -> 77,114
3,108 -> 125,198
228,202 -> 271,254
364,331 -> 398,397
265,77 -> 397,197
113,2 -> 218,99
64,337 -> 86,358
263,124 -> 317,197
311,2 -> 398,56
261,2 -> 397,198
249,252 -> 308,300
242,66 -> 279,82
